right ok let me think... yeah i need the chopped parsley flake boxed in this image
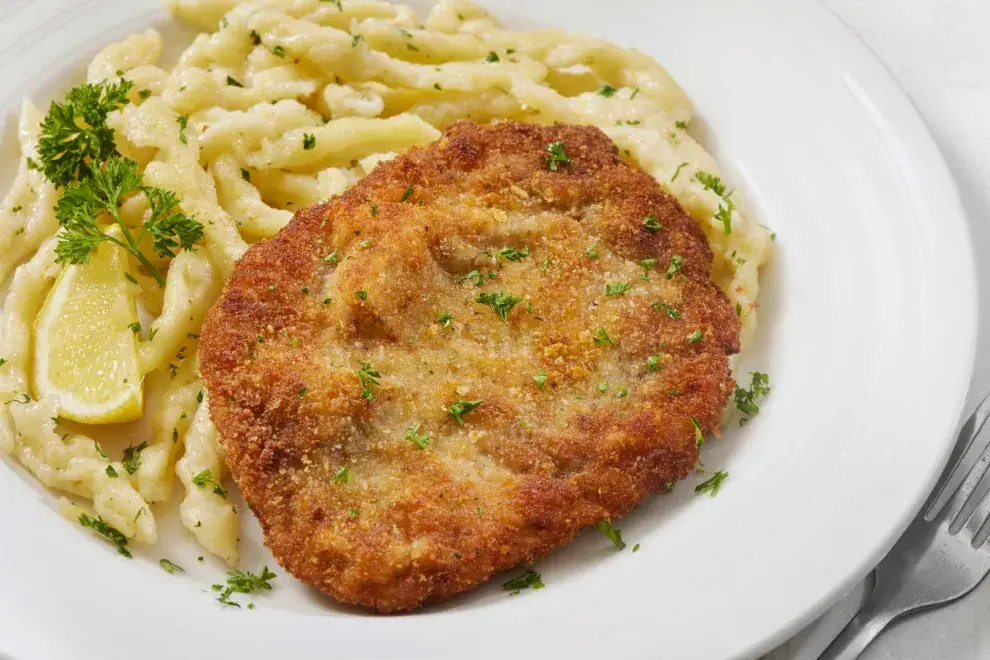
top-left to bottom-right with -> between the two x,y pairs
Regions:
437,312 -> 454,329
177,115 -> 189,144
632,543 -> 640,552
105,465 -> 118,478
502,568 -> 544,594
400,185 -> 415,202
122,441 -> 147,475
79,514 -> 131,558
652,301 -> 680,319
533,369 -> 548,390
592,327 -> 614,347
646,354 -> 663,372
458,269 -> 484,286
191,469 -> 228,498
160,558 -> 185,574
324,249 -> 338,265
596,519 -> 626,550
616,387 -> 628,398
226,75 -> 244,87
333,466 -> 351,484
597,380 -> 608,393
690,416 -> 704,448
356,289 -> 367,300
128,321 -> 141,334
643,214 -> 662,232
585,242 -> 600,259
545,141 -> 571,171
241,168 -> 251,182
598,85 -> 617,97
356,363 -> 381,401
302,133 -> 316,150
638,258 -> 656,280
695,171 -> 726,197
297,386 -> 309,397
687,330 -> 703,344
448,399 -> 483,425
670,161 -> 689,182
497,245 -> 529,262
476,291 -> 523,320
405,423 -> 431,449
351,34 -> 364,47
214,566 -> 277,608
695,470 -> 729,497
605,281 -> 631,297
734,372 -> 770,419
716,199 -> 734,235
665,255 -> 682,279
675,120 -> 688,130
485,51 -> 500,63
272,46 -> 285,57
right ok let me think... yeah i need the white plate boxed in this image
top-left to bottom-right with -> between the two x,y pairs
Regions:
0,1 -> 976,658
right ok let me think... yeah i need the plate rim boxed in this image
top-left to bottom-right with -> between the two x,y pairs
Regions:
0,0 -> 979,658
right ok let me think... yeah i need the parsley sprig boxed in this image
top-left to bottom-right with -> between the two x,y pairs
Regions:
39,80 -> 204,287
54,157 -> 203,287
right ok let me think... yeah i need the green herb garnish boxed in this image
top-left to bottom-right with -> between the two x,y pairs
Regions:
448,399 -> 483,425
191,468 -> 228,498
476,291 -> 522,320
502,568 -> 544,594
79,513 -> 131,558
695,470 -> 728,497
546,141 -> 571,171
596,519 -> 626,550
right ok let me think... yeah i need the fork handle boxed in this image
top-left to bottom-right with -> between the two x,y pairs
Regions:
817,597 -> 898,660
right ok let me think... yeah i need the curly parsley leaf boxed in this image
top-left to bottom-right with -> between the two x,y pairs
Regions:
38,79 -> 133,188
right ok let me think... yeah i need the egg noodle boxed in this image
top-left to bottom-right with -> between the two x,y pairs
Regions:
0,0 -> 771,565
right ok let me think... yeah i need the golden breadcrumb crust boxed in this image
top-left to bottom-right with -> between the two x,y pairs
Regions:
199,120 -> 740,612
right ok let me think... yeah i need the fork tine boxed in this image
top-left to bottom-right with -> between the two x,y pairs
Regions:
958,453 -> 990,541
949,449 -> 990,533
967,495 -> 990,548
926,390 -> 990,521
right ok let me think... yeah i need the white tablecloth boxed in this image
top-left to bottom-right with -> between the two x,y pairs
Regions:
771,1 -> 990,658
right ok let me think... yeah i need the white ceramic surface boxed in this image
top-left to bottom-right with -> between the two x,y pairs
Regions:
0,1 -> 977,659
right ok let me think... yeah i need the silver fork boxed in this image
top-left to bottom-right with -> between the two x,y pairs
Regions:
819,390 -> 990,660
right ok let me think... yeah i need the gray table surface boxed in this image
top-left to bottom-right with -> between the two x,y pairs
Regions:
770,1 -> 990,658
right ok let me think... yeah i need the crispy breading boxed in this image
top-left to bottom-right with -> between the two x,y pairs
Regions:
199,120 -> 740,612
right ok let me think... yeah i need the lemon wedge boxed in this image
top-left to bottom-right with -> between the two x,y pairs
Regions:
34,239 -> 143,423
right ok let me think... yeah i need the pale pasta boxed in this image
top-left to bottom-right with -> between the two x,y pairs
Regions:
0,0 -> 770,566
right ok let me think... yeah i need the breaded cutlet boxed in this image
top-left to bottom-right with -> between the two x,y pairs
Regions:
199,120 -> 740,612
